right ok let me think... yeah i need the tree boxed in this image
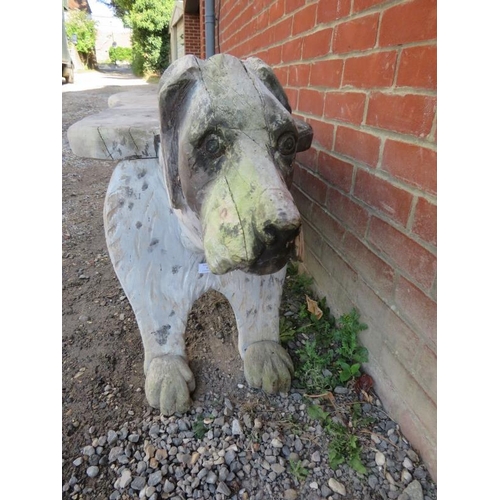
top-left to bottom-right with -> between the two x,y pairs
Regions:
102,0 -> 175,75
65,10 -> 98,69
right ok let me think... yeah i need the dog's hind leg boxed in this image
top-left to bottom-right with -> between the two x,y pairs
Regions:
218,268 -> 294,394
104,158 -> 201,415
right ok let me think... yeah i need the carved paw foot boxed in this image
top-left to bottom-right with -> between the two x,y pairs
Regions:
243,341 -> 294,394
145,355 -> 195,415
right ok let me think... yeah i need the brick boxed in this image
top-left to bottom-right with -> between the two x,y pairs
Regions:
343,51 -> 397,88
292,4 -> 317,35
382,139 -> 437,194
354,170 -> 413,225
286,87 -> 298,109
294,145 -> 317,171
352,0 -> 388,12
302,251 -> 357,320
379,0 -> 437,47
254,10 -> 270,32
269,0 -> 285,24
302,28 -> 333,60
397,45 -> 437,90
342,232 -> 395,296
324,92 -> 366,125
285,0 -> 304,14
378,346 -> 437,436
326,188 -> 370,236
335,126 -> 381,168
294,165 -> 328,205
395,277 -> 437,344
301,219 -> 326,257
368,217 -> 437,289
274,66 -> 288,87
412,197 -> 437,246
309,202 -> 346,247
320,240 -> 358,286
383,316 -> 421,370
306,118 -> 335,150
288,63 -> 310,87
317,0 -> 351,24
333,14 -> 379,54
366,93 -> 436,137
318,151 -> 354,193
273,16 -> 294,43
282,38 -> 303,64
291,185 -> 313,219
297,88 -> 325,117
266,45 -> 282,65
414,344 -> 437,401
309,59 -> 343,88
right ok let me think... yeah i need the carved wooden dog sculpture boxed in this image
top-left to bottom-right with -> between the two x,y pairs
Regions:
104,54 -> 313,415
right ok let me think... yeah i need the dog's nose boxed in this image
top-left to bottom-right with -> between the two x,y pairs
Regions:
262,222 -> 300,247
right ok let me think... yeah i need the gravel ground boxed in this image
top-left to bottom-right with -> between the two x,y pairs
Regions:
62,67 -> 437,500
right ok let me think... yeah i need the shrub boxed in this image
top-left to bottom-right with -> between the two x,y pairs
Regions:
109,46 -> 132,64
65,10 -> 97,68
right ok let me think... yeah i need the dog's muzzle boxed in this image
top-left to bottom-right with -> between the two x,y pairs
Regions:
200,153 -> 301,276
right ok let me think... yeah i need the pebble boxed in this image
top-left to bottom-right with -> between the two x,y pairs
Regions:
117,469 -> 132,489
65,389 -> 436,500
86,466 -> 99,478
232,419 -> 242,435
328,478 -> 346,496
376,451 -> 386,466
163,480 -> 175,493
398,479 -> 424,500
216,481 -> 231,496
131,476 -> 146,490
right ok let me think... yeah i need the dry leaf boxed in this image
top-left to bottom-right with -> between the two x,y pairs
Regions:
306,295 -> 323,320
354,373 -> 374,394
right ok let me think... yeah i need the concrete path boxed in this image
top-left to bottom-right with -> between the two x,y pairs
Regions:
65,67 -> 160,160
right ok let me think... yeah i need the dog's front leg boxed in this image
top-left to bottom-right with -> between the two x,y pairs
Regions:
138,310 -> 193,415
220,268 -> 294,394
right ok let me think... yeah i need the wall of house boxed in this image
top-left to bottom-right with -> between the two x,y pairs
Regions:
184,12 -> 202,58
218,0 -> 437,480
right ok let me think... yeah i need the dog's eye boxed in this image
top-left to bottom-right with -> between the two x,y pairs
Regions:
204,134 -> 223,157
277,133 -> 297,156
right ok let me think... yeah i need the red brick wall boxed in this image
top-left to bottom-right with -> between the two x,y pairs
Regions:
219,0 -> 437,480
184,12 -> 201,58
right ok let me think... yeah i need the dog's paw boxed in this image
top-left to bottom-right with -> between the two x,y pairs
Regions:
145,355 -> 195,415
243,341 -> 294,394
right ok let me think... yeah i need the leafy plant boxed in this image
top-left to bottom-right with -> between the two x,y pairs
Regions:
65,10 -> 97,68
295,340 -> 337,393
106,0 -> 175,75
193,415 -> 208,439
331,309 -> 369,384
327,423 -> 367,474
289,459 -> 309,482
279,317 -> 297,343
109,45 -> 132,63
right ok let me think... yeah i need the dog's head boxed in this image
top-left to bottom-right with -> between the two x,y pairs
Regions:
158,54 -> 313,275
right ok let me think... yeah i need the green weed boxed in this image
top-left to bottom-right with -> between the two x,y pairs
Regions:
289,458 -> 309,481
327,422 -> 366,474
307,403 -> 367,475
193,416 -> 208,440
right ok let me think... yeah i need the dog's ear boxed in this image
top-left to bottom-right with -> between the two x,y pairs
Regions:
243,57 -> 313,153
158,55 -> 202,209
